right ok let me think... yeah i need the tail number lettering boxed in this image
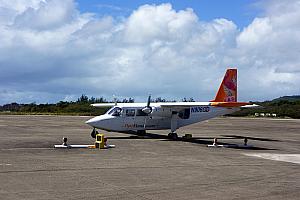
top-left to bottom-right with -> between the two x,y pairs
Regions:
191,106 -> 210,113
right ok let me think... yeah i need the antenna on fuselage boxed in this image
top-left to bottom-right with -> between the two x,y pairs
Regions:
113,94 -> 117,106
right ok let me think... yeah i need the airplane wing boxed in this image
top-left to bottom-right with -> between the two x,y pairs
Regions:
91,103 -> 116,107
158,102 -> 257,112
91,102 -> 212,113
158,102 -> 211,113
159,102 -> 210,107
159,102 -> 258,108
91,103 -> 158,107
91,102 -> 258,108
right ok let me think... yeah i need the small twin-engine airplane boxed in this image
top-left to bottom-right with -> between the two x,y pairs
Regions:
86,68 -> 258,139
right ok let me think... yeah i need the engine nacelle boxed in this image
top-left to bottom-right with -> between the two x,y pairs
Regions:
142,107 -> 152,114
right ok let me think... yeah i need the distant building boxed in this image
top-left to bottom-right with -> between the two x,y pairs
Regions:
254,112 -> 277,117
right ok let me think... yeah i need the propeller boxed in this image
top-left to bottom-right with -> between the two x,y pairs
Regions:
142,95 -> 152,129
142,95 -> 152,114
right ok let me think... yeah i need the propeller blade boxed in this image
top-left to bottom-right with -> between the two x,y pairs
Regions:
142,94 -> 152,114
147,95 -> 151,107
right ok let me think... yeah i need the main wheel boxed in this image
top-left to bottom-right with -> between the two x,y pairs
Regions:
137,130 -> 146,136
168,133 -> 178,140
172,133 -> 178,140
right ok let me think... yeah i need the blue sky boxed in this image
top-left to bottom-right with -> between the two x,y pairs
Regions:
77,0 -> 259,28
0,0 -> 300,104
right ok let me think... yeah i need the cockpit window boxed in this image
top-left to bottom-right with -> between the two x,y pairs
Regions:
107,107 -> 122,116
107,107 -> 115,115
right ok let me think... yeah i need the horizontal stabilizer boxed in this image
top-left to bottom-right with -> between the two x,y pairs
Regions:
241,104 -> 261,108
210,102 -> 250,107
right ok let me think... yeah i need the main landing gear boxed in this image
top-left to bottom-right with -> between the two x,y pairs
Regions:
169,112 -> 178,140
136,130 -> 146,136
168,132 -> 178,140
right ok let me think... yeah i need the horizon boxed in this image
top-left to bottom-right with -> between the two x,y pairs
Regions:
2,94 -> 300,106
1,0 -> 300,104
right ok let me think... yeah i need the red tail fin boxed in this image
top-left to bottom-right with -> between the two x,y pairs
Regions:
211,69 -> 237,102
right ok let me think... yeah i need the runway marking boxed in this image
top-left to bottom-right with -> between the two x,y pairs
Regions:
0,164 -> 12,166
0,148 -> 53,151
244,153 -> 300,164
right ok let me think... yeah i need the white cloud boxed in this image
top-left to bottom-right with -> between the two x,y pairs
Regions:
13,0 -> 78,30
0,0 -> 44,25
0,0 -> 300,104
235,0 -> 300,99
123,4 -> 198,44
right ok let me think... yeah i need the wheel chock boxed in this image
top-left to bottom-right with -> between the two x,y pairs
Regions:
207,137 -> 253,148
182,134 -> 192,140
54,134 -> 115,149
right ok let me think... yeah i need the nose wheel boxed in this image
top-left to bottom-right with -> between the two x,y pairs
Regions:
91,128 -> 98,138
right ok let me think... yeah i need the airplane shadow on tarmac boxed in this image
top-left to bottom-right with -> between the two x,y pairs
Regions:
221,135 -> 281,142
107,132 -> 278,150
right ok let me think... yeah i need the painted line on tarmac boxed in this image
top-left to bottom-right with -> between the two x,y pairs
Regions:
244,153 -> 300,164
0,148 -> 53,151
0,164 -> 12,166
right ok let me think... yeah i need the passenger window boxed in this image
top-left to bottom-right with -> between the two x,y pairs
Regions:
178,108 -> 190,119
126,109 -> 135,117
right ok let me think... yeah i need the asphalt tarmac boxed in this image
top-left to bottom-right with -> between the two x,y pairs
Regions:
0,115 -> 299,199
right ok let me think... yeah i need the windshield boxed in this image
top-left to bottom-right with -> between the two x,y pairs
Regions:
107,107 -> 122,116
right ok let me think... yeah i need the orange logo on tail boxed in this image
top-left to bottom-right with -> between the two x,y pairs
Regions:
211,69 -> 237,102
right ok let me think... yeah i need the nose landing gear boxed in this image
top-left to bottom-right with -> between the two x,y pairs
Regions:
91,128 -> 98,138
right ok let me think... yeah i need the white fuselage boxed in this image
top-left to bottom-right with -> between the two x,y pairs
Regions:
86,104 -> 239,132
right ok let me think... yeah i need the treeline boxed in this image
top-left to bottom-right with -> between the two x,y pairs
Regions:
0,95 -> 133,116
0,95 -> 181,116
229,96 -> 300,119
